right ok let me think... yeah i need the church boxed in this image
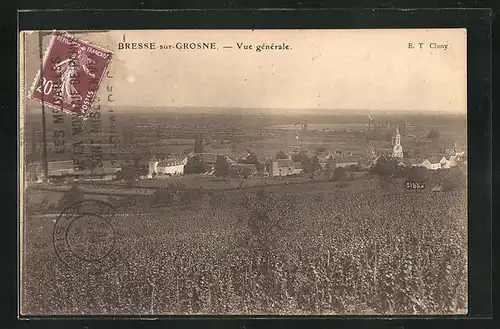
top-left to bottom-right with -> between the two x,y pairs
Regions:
392,127 -> 404,158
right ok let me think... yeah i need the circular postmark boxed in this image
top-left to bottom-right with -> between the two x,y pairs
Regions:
53,199 -> 123,274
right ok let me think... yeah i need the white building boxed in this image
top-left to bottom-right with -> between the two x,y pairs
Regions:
392,127 -> 403,158
269,159 -> 296,176
335,157 -> 359,168
430,162 -> 442,170
148,156 -> 187,177
440,156 -> 450,168
439,155 -> 459,169
448,155 -> 458,167
413,158 -> 441,170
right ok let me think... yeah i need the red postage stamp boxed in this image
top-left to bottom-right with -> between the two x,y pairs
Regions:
29,32 -> 113,118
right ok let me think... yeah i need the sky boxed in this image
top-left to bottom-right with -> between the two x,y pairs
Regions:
22,29 -> 467,114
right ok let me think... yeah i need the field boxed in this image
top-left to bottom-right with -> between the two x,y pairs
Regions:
21,179 -> 467,315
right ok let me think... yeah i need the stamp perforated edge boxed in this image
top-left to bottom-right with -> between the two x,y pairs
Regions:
27,30 -> 114,121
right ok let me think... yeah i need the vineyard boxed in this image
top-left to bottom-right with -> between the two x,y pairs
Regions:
22,180 -> 467,315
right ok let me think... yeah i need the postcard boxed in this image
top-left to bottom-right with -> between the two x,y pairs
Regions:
19,29 -> 467,316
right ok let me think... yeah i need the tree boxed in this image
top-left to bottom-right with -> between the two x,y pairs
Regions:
255,162 -> 265,172
241,166 -> 255,179
194,133 -> 204,153
58,184 -> 85,209
215,155 -> 229,180
309,155 -> 322,177
292,150 -> 311,172
245,151 -> 259,165
121,166 -> 140,181
132,155 -> 142,169
276,150 -> 287,159
407,166 -> 429,183
371,157 -> 396,186
184,155 -> 207,174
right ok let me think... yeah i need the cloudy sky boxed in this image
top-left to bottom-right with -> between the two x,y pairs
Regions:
22,29 -> 466,113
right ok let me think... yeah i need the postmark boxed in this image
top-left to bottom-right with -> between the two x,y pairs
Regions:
53,200 -> 123,274
29,32 -> 113,119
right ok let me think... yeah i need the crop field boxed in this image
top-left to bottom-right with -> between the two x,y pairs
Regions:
21,179 -> 467,315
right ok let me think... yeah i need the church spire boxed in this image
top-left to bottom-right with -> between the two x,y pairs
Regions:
392,126 -> 403,158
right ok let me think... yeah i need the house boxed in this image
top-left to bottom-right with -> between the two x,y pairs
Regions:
428,156 -> 442,170
148,156 -> 184,177
415,159 -> 432,170
195,153 -> 235,166
430,162 -> 442,170
47,160 -> 76,177
334,157 -> 359,168
439,155 -> 459,169
412,157 -> 441,170
230,163 -> 258,178
448,155 -> 458,167
440,156 -> 449,168
292,162 -> 304,174
269,159 -> 297,176
43,160 -> 121,181
148,156 -> 158,175
318,155 -> 336,169
358,158 -> 376,170
158,159 -> 184,175
90,160 -> 122,180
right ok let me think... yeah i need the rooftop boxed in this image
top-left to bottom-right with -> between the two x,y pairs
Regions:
232,163 -> 258,170
158,159 -> 184,167
294,162 -> 303,169
275,159 -> 295,168
333,156 -> 359,164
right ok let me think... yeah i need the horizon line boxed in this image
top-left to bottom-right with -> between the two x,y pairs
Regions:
91,105 -> 466,114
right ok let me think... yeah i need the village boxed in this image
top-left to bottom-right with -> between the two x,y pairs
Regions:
25,117 -> 467,193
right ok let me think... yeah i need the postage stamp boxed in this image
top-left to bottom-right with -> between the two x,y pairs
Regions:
53,199 -> 123,274
29,32 -> 113,118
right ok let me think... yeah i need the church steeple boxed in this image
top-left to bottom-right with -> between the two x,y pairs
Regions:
395,126 -> 401,145
392,126 -> 403,158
